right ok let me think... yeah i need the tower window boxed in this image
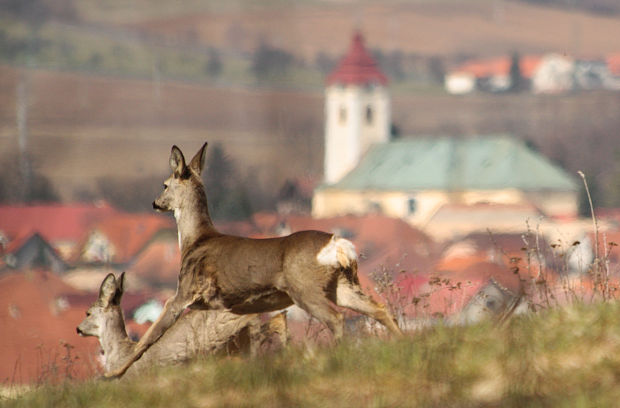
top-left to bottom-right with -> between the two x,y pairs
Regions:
365,105 -> 373,125
339,106 -> 347,124
407,198 -> 417,214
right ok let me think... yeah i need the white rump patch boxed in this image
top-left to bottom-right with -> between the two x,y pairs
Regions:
316,236 -> 357,268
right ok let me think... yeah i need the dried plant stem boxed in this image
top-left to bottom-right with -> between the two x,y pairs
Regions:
577,171 -> 607,299
578,171 -> 599,259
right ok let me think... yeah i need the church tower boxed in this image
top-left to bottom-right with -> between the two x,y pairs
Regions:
324,32 -> 391,184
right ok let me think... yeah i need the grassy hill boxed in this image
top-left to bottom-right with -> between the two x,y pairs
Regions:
5,301 -> 620,407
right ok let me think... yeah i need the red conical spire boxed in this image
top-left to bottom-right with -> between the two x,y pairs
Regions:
327,32 -> 388,86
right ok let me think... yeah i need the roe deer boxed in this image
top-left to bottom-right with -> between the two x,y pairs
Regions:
105,142 -> 402,378
77,272 -> 288,376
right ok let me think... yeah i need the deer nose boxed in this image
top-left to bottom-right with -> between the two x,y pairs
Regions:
76,326 -> 83,336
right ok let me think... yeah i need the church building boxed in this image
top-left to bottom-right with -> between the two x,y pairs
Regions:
312,32 -> 578,227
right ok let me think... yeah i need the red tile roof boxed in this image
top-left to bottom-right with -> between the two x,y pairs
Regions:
327,32 -> 388,86
0,270 -> 100,383
440,260 -> 523,294
0,203 -> 117,246
127,237 -> 181,288
453,55 -> 542,79
285,214 -> 437,277
389,273 -> 482,319
79,214 -> 174,264
607,53 -> 620,76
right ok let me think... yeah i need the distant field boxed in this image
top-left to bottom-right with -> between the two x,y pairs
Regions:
1,65 -> 619,204
6,301 -> 620,407
0,65 -> 325,201
86,0 -> 620,60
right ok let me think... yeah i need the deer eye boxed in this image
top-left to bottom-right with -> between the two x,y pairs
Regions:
163,184 -> 168,190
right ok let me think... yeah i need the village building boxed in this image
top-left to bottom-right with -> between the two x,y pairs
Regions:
313,33 -> 579,237
0,232 -> 67,275
445,52 -> 620,95
323,32 -> 391,185
444,55 -> 541,94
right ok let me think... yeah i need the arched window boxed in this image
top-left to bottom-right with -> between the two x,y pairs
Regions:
365,105 -> 373,125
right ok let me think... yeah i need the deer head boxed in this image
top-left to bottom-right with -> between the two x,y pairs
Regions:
76,272 -> 126,338
152,143 -> 208,214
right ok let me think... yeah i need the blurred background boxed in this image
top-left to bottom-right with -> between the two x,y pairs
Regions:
1,0 -> 620,386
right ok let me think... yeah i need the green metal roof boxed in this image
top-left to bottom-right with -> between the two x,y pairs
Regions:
323,135 -> 577,192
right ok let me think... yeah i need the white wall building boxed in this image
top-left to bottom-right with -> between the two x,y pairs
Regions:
323,32 -> 391,185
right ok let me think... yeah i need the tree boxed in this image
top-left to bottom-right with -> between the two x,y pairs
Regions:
95,175 -> 161,213
602,151 -> 620,207
0,153 -> 58,204
205,48 -> 222,77
315,52 -> 335,75
251,43 -> 294,81
427,56 -> 445,84
203,143 -> 253,221
508,52 -> 525,92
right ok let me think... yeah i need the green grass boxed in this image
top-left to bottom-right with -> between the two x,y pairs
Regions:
5,301 -> 620,407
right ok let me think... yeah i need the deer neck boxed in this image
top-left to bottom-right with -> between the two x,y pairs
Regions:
99,312 -> 135,373
174,193 -> 216,252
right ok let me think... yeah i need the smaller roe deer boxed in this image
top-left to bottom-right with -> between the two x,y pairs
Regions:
77,272 -> 288,377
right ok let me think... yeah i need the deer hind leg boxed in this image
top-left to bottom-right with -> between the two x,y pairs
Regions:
289,289 -> 344,340
333,277 -> 403,337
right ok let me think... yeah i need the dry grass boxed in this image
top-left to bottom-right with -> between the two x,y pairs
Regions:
5,301 -> 620,407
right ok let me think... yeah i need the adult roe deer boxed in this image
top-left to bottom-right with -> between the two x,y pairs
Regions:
105,142 -> 402,378
77,272 -> 288,376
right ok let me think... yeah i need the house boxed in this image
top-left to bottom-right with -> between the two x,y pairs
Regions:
313,135 -> 578,227
77,213 -> 174,265
60,213 -> 177,292
436,257 -> 528,325
276,213 -> 438,281
423,202 -> 544,241
126,231 -> 181,289
445,55 -> 541,94
607,53 -> 620,81
0,203 -> 118,261
446,52 -> 620,94
531,53 -> 575,94
1,231 -> 67,275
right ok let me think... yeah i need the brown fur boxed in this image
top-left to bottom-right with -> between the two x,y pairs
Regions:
105,143 -> 402,378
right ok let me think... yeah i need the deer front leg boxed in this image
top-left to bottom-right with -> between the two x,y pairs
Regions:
104,294 -> 188,379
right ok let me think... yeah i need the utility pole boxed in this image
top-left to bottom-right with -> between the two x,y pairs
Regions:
16,69 -> 31,201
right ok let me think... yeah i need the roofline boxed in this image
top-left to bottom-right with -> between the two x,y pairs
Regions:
317,135 -> 578,191
315,186 -> 578,193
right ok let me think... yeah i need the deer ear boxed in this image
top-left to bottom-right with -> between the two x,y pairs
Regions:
99,273 -> 117,306
117,271 -> 126,293
112,272 -> 126,305
189,142 -> 208,175
170,145 -> 186,178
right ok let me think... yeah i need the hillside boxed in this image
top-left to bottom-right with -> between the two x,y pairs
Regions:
2,65 -> 620,207
5,301 -> 620,406
74,0 -> 620,60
